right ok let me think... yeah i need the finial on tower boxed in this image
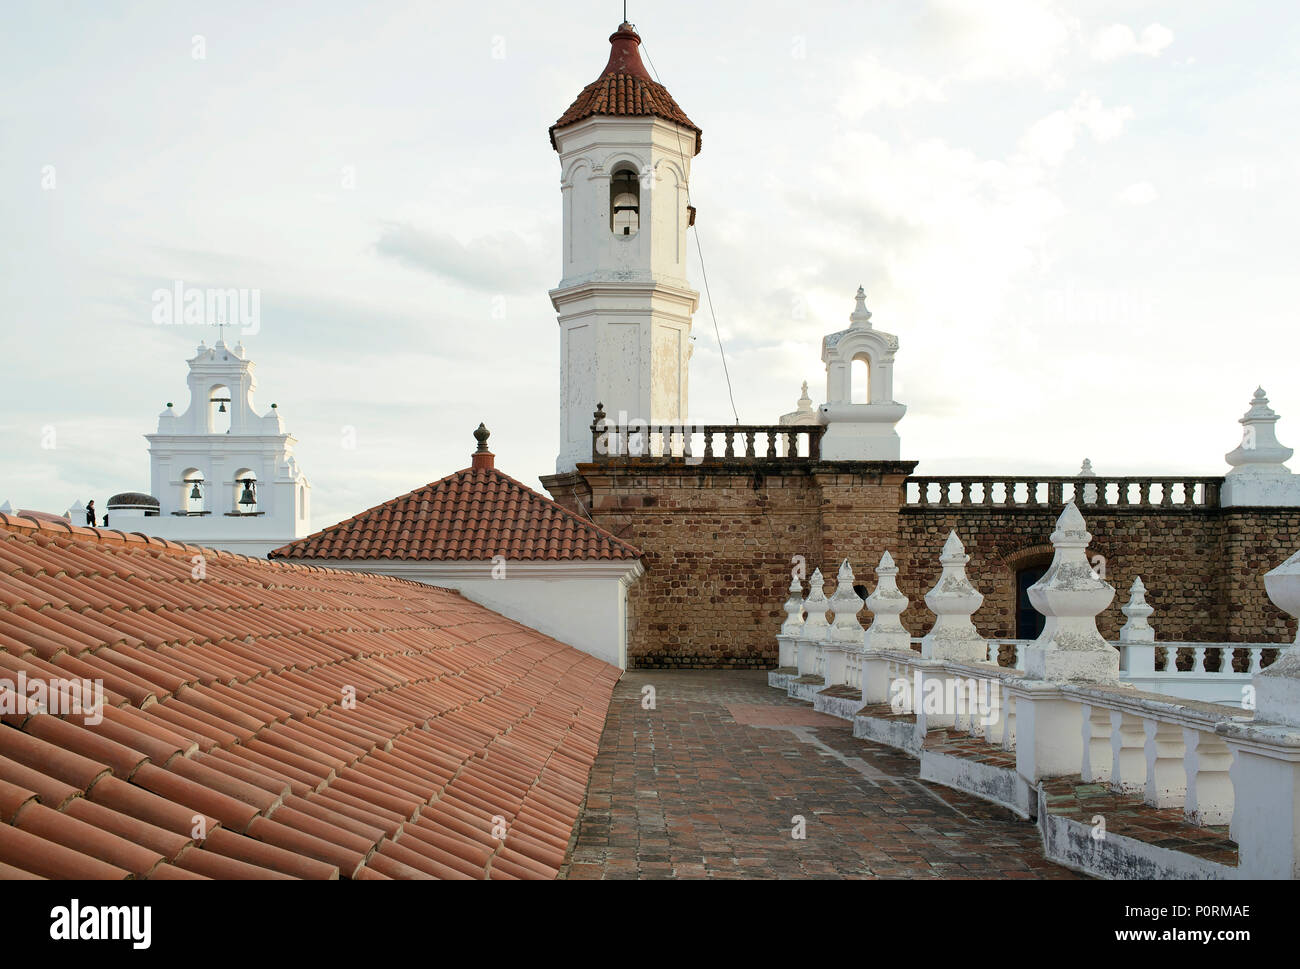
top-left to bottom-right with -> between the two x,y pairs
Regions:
850,286 -> 872,328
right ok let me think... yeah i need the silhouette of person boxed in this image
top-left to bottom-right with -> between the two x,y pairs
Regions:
85,500 -> 96,527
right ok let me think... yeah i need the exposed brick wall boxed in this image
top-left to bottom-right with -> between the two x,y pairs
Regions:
543,464 -> 1300,668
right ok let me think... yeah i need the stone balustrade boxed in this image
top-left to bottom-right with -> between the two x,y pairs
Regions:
589,405 -> 824,463
769,500 -> 1300,878
904,475 -> 1222,510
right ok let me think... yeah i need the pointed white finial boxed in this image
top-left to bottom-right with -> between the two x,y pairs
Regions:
803,568 -> 830,631
794,381 -> 813,415
1022,503 -> 1118,683
1079,458 -> 1095,476
921,531 -> 987,662
865,550 -> 911,651
828,559 -> 865,642
1119,576 -> 1155,643
0,500 -> 15,517
1227,386 -> 1293,473
849,285 -> 873,328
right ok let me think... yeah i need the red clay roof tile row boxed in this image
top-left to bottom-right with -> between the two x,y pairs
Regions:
0,514 -> 619,879
269,466 -> 641,562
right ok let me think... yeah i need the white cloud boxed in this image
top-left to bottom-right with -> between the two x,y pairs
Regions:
922,0 -> 1077,81
837,57 -> 946,117
1118,181 -> 1159,205
1088,23 -> 1174,61
1018,93 -> 1134,166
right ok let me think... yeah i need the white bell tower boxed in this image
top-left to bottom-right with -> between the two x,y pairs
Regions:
549,21 -> 702,473
136,336 -> 311,557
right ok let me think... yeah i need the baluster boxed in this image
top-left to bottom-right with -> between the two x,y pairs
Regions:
1160,481 -> 1174,507
745,430 -> 756,458
1248,647 -> 1263,674
811,427 -> 823,461
704,428 -> 715,460
981,479 -> 993,505
765,430 -> 777,459
959,481 -> 970,506
1014,643 -> 1026,669
724,429 -> 735,458
1048,481 -> 1063,506
1192,646 -> 1207,673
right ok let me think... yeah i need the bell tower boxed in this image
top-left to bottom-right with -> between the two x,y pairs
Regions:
549,21 -> 702,473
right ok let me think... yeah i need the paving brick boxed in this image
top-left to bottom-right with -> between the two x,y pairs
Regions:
561,670 -> 1081,879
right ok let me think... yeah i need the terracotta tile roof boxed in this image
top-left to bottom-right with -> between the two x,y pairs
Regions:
0,513 -> 620,879
550,22 -> 701,155
267,460 -> 641,563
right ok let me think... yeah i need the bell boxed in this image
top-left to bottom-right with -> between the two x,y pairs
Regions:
238,480 -> 256,507
218,401 -> 227,413
189,481 -> 202,500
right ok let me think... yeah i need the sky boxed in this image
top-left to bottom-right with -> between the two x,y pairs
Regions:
2,0 -> 1296,531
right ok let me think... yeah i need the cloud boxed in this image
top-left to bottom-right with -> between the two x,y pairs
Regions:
373,222 -> 547,295
1018,93 -> 1134,166
920,0 -> 1077,81
1118,181 -> 1158,205
1087,23 -> 1174,61
836,57 -> 947,117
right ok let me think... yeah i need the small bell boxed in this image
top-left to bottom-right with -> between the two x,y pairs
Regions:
238,479 -> 256,507
218,401 -> 227,413
189,481 -> 202,500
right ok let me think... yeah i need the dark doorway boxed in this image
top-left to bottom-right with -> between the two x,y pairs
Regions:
1016,565 -> 1048,640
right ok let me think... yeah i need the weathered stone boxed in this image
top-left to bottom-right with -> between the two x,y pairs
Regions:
920,531 -> 987,663
1022,503 -> 1119,683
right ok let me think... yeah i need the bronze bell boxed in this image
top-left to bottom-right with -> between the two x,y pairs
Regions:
189,481 -> 202,500
238,479 -> 256,507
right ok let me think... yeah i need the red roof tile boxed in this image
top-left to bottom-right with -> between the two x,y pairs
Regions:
269,458 -> 641,562
0,514 -> 620,879
550,22 -> 701,155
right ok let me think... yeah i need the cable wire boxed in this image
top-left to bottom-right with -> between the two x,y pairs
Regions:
640,39 -> 741,425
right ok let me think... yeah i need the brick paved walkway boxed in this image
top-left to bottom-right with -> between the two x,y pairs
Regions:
562,670 -> 1081,879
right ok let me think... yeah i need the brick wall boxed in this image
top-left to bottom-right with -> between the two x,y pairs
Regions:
543,464 -> 1300,668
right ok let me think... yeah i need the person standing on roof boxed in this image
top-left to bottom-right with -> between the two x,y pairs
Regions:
85,499 -> 96,527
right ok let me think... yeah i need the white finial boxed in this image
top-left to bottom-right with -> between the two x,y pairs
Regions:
1119,576 -> 1155,643
921,531 -> 987,662
828,559 -> 865,642
0,500 -> 15,517
795,381 -> 813,415
864,550 -> 911,651
1078,458 -> 1095,477
803,568 -> 830,631
1022,503 -> 1119,683
1226,386 -> 1293,473
849,285 -> 873,328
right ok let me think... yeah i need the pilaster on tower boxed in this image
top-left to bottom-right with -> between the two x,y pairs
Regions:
548,22 -> 702,474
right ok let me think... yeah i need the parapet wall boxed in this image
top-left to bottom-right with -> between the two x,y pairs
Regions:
543,463 -> 1300,668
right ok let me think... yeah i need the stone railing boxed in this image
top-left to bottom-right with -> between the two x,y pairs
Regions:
904,476 -> 1222,510
771,500 -> 1300,879
588,405 -> 824,463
